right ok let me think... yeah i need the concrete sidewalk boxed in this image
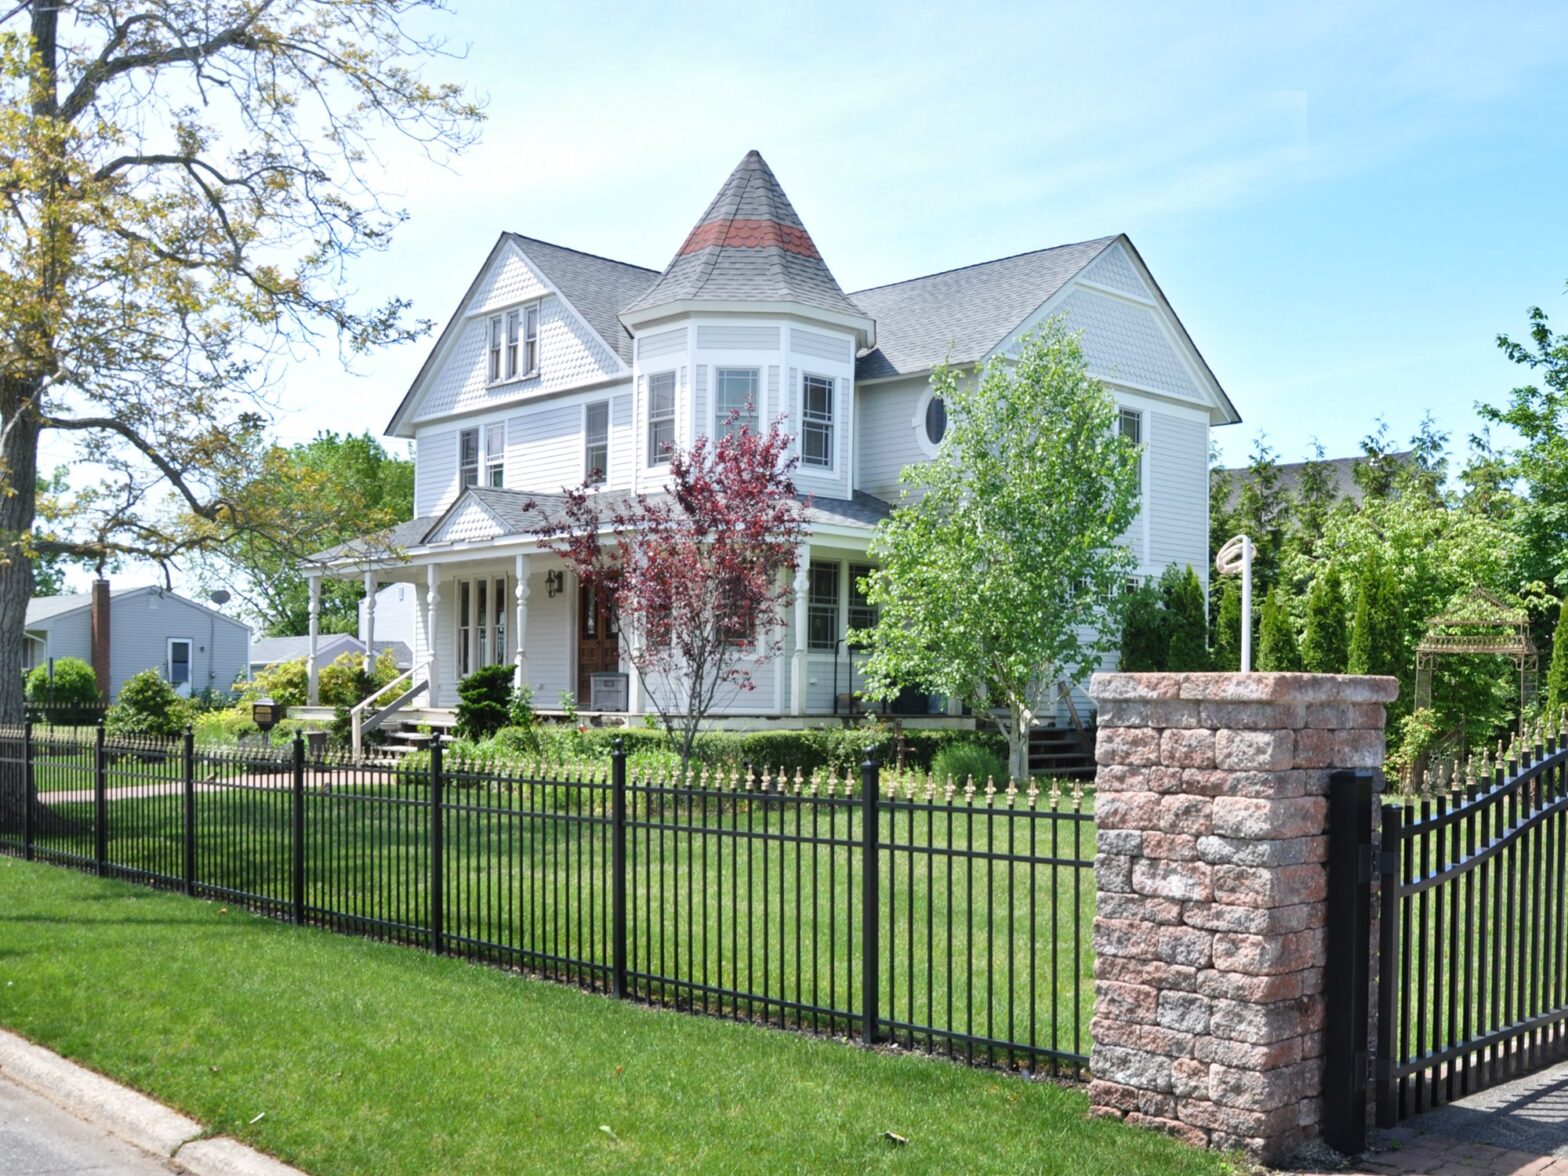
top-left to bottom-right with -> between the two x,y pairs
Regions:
0,1030 -> 301,1176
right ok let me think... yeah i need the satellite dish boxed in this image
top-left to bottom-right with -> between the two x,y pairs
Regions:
209,589 -> 231,605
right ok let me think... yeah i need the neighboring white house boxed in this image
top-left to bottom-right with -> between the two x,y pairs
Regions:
308,150 -> 1240,720
24,583 -> 250,700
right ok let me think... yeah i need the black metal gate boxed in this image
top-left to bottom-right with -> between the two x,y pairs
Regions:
1370,730 -> 1568,1126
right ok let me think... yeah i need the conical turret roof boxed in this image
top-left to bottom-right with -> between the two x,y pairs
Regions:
622,151 -> 873,341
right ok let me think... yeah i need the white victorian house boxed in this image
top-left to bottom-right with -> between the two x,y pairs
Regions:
307,150 -> 1239,725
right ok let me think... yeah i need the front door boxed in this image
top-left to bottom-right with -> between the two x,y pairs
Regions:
576,585 -> 618,703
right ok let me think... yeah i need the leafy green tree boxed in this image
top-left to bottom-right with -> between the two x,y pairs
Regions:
1118,580 -> 1168,672
1164,566 -> 1211,671
0,2 -> 479,725
1212,578 -> 1244,672
1301,566 -> 1350,674
860,320 -> 1141,782
1347,564 -> 1402,680
1287,441 -> 1341,564
191,432 -> 414,636
1257,585 -> 1302,672
1546,602 -> 1568,717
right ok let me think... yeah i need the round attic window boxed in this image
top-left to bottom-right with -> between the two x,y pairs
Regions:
923,395 -> 948,445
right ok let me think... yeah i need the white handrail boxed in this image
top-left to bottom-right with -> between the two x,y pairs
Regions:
351,667 -> 417,760
350,667 -> 415,720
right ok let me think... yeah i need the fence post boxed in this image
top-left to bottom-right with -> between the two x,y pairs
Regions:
182,726 -> 195,895
291,731 -> 305,925
93,722 -> 107,876
1374,802 -> 1403,1128
860,745 -> 880,1047
22,717 -> 34,861
1324,768 -> 1375,1155
611,737 -> 627,999
429,734 -> 444,956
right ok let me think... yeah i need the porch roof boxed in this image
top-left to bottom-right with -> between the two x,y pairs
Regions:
304,487 -> 893,572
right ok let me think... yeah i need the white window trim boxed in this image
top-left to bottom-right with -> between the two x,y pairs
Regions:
485,301 -> 543,388
645,370 -> 678,469
912,387 -> 947,459
1118,405 -> 1145,494
458,426 -> 480,490
484,421 -> 505,489
799,372 -> 837,473
166,637 -> 193,688
583,399 -> 611,487
453,576 -> 510,679
712,366 -> 761,440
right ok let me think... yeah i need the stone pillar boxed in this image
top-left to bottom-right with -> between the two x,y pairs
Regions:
1086,671 -> 1396,1163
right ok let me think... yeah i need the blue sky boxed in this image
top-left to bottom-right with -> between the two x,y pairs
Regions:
252,0 -> 1568,473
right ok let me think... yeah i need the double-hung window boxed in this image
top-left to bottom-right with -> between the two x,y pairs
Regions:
716,368 -> 758,437
523,305 -> 539,374
1119,408 -> 1143,491
456,577 -> 508,678
647,372 -> 676,465
484,422 -> 505,488
801,374 -> 833,467
459,427 -> 480,488
505,310 -> 521,379
585,401 -> 609,485
488,317 -> 503,382
807,561 -> 839,651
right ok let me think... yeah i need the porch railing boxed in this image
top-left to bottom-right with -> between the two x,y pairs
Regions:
350,668 -> 428,758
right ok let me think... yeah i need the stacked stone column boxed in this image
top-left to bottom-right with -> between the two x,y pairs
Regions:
1087,671 -> 1396,1162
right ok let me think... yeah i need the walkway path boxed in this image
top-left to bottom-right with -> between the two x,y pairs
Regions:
1294,1060 -> 1568,1175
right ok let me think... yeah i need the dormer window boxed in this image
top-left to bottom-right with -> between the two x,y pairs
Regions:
488,304 -> 540,384
716,368 -> 758,437
801,374 -> 833,467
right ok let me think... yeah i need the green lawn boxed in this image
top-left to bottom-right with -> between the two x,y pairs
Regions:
22,774 -> 1097,1070
0,859 -> 1237,1175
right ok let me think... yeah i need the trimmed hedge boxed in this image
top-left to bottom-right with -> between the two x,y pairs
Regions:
476,724 -> 1007,778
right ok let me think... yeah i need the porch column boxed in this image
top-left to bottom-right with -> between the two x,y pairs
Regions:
362,570 -> 377,674
306,574 -> 321,706
425,564 -> 441,709
513,553 -> 531,692
790,544 -> 809,715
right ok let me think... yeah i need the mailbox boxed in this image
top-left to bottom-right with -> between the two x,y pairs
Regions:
251,697 -> 280,734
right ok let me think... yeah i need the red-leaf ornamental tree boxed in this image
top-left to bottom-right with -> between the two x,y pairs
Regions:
539,417 -> 807,769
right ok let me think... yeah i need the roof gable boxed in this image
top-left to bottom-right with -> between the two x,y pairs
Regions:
851,237 -> 1116,381
424,493 -> 508,545
386,236 -> 656,437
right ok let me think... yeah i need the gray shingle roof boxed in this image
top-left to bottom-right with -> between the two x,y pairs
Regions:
1214,451 -> 1416,513
249,632 -> 362,666
308,515 -> 440,565
24,588 -> 131,625
623,151 -> 870,325
505,234 -> 656,365
850,237 -> 1118,380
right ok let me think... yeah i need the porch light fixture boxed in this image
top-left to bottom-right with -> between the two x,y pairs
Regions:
546,570 -> 564,598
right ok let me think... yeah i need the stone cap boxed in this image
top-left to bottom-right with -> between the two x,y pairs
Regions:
1090,672 -> 1399,705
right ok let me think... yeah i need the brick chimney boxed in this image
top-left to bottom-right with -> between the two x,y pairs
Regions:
90,578 -> 111,701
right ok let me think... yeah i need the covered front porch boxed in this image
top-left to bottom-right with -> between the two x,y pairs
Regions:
302,536 -> 945,722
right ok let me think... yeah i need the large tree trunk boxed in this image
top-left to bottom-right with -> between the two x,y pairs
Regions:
0,388 -> 40,727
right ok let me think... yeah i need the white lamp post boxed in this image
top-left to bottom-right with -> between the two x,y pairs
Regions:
1215,534 -> 1254,673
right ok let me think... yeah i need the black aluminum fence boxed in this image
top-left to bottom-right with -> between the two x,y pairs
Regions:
1373,726 -> 1568,1124
0,722 -> 1094,1077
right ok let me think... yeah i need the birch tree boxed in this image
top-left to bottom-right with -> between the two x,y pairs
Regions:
855,320 -> 1141,782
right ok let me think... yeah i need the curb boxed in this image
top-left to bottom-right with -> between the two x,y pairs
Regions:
0,1028 -> 303,1175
